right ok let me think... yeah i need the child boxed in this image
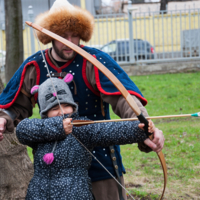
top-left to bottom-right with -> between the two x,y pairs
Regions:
16,74 -> 155,200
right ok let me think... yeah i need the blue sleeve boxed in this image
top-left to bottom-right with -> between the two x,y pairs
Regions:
73,120 -> 148,149
16,116 -> 66,147
82,47 -> 147,106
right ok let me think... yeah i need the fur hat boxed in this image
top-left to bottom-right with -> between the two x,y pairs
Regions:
31,73 -> 78,119
35,0 -> 94,44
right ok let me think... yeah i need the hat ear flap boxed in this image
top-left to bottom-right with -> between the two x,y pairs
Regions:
31,85 -> 40,95
63,73 -> 73,84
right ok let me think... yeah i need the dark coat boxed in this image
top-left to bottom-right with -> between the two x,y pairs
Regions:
16,113 -> 147,200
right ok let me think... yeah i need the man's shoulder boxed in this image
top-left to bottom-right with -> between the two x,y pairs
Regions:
81,45 -> 118,66
23,49 -> 48,65
81,45 -> 107,57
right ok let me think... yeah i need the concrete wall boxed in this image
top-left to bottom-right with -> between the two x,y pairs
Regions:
121,60 -> 200,76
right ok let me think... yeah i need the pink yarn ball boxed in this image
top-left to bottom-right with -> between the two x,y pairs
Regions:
43,153 -> 54,165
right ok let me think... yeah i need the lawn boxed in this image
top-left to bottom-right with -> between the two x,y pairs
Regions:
110,72 -> 200,199
28,72 -> 200,200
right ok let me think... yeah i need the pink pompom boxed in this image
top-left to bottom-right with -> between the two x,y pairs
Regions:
43,153 -> 54,165
30,85 -> 39,95
63,73 -> 73,83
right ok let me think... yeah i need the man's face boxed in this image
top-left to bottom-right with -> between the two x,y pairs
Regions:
52,31 -> 80,62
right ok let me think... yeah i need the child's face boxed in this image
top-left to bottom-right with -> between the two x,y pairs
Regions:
47,103 -> 74,118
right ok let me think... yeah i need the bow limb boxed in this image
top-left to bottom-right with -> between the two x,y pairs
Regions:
26,21 -> 167,199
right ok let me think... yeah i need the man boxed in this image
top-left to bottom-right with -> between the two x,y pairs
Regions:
0,0 -> 164,199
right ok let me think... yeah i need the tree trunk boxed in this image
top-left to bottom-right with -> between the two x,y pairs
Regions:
4,0 -> 23,83
0,79 -> 33,198
0,132 -> 34,199
0,77 -> 4,94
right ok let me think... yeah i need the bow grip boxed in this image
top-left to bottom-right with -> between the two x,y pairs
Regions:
137,113 -> 152,136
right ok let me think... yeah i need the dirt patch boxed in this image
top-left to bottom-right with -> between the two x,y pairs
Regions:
127,194 -> 154,200
124,172 -> 200,200
125,183 -> 142,188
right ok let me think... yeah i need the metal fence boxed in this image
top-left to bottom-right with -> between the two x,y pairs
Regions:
87,6 -> 200,64
1,6 -> 200,68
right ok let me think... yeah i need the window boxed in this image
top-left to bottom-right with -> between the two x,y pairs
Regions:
101,42 -> 117,53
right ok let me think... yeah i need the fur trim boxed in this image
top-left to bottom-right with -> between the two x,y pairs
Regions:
35,6 -> 94,44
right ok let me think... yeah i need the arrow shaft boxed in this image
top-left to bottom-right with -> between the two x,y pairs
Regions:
72,113 -> 195,126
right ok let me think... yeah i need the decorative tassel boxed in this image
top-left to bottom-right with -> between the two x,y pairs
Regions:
43,153 -> 54,165
43,141 -> 57,165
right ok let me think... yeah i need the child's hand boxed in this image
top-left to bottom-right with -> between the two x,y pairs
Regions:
63,118 -> 73,135
138,120 -> 155,134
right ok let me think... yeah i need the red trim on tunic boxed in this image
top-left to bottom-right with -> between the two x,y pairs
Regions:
33,62 -> 41,102
94,64 -> 148,106
0,61 -> 41,109
82,58 -> 100,96
45,49 -> 75,73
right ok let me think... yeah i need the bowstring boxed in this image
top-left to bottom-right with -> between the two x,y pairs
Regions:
33,29 -> 135,200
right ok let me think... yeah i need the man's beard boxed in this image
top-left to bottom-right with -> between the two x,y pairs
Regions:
52,41 -> 76,61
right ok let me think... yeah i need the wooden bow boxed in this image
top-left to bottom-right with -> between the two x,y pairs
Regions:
26,21 -> 167,199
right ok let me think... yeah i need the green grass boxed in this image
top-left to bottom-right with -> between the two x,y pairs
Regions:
122,118 -> 200,197
108,72 -> 200,199
131,73 -> 200,116
28,72 -> 200,199
30,105 -> 40,119
110,72 -> 200,119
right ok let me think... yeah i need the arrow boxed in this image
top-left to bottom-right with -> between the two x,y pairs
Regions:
72,112 -> 200,126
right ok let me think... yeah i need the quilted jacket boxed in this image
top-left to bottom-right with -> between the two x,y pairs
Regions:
16,112 -> 147,200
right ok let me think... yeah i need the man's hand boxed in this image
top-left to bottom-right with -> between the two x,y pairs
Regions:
144,128 -> 165,153
63,118 -> 73,135
0,118 -> 7,141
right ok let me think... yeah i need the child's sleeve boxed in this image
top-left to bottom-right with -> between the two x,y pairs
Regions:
73,120 -> 148,148
16,116 -> 66,147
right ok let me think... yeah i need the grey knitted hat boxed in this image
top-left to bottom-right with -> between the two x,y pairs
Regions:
31,74 -> 78,118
